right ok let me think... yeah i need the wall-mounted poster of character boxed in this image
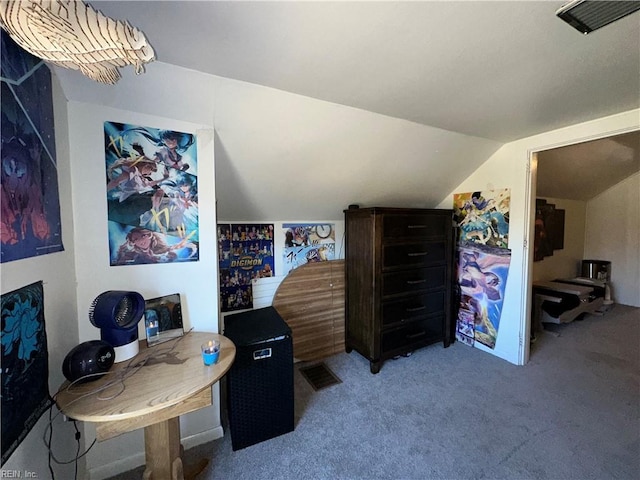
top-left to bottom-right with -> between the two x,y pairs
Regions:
1,281 -> 50,466
282,223 -> 335,276
453,189 -> 510,249
217,223 -> 274,312
1,31 -> 64,263
104,122 -> 199,265
455,242 -> 511,349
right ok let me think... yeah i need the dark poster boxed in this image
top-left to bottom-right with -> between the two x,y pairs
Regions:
1,31 -> 64,263
104,122 -> 199,265
218,224 -> 274,312
1,281 -> 50,466
534,199 -> 565,261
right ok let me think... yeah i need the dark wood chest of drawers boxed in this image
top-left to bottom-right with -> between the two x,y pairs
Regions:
344,207 -> 454,373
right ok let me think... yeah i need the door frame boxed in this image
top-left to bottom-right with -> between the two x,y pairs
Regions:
520,125 -> 639,364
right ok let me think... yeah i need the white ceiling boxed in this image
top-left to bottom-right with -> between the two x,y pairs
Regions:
85,1 -> 640,204
90,0 -> 639,143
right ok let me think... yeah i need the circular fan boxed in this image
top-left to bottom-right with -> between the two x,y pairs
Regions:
89,291 -> 145,362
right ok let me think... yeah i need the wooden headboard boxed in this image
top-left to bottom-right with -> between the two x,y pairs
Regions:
273,260 -> 345,362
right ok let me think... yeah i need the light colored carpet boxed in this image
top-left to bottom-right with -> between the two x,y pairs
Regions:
108,304 -> 639,480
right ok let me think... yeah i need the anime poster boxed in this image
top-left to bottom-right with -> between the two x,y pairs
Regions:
217,224 -> 274,312
455,242 -> 511,349
104,122 -> 199,265
1,281 -> 50,466
1,31 -> 64,263
282,223 -> 335,275
453,189 -> 510,249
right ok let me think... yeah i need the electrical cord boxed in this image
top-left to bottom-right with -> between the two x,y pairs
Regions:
47,397 -> 55,480
44,398 -> 98,480
73,421 -> 81,480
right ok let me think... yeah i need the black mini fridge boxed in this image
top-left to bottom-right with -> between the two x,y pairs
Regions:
224,306 -> 294,450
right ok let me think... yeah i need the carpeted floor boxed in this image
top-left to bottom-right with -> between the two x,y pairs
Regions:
108,304 -> 639,480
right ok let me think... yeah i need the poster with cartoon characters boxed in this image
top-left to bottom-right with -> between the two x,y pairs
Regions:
1,31 -> 64,263
453,189 -> 510,248
104,122 -> 199,265
217,223 -> 274,312
282,223 -> 335,276
455,242 -> 510,349
453,189 -> 511,349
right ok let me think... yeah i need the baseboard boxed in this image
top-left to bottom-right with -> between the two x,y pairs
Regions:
88,426 -> 225,480
88,451 -> 146,480
182,425 -> 224,450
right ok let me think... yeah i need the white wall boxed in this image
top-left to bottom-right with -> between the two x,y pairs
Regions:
66,102 -> 218,479
439,109 -> 640,365
1,73 -> 81,479
212,76 -> 501,221
437,145 -> 529,364
585,172 -> 640,307
56,62 -> 503,223
532,197 -> 587,282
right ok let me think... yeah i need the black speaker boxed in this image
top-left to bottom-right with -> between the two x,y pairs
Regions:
62,340 -> 115,383
224,307 -> 294,450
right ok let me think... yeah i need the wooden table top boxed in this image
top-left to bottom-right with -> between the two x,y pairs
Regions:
56,332 -> 235,423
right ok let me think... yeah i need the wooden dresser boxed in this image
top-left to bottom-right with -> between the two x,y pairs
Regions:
344,207 -> 454,373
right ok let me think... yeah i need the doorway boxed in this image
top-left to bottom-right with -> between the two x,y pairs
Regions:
524,129 -> 640,361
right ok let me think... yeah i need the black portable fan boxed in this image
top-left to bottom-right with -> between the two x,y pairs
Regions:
89,291 -> 145,362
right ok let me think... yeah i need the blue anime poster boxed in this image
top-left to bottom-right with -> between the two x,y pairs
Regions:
1,31 -> 64,263
217,223 -> 274,312
1,281 -> 50,466
104,122 -> 199,265
453,189 -> 510,248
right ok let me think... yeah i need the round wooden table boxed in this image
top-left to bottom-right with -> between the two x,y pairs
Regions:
56,332 -> 235,480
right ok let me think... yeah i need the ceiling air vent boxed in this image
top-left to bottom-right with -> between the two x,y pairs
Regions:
556,0 -> 640,34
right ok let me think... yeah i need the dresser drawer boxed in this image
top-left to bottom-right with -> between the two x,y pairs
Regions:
382,291 -> 445,327
383,214 -> 448,239
382,265 -> 446,297
383,241 -> 446,268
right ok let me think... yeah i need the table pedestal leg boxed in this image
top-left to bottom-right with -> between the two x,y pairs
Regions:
143,417 -> 184,480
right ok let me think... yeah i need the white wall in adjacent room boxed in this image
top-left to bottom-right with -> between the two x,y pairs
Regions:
585,172 -> 640,307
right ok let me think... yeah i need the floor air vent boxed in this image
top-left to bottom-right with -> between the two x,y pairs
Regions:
299,363 -> 342,391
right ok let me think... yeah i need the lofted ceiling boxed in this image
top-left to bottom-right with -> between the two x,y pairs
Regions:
81,1 -> 639,208
88,1 -> 640,143
536,130 -> 640,201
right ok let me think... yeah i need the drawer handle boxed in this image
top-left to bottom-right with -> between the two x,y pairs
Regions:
405,306 -> 426,312
406,279 -> 426,285
406,331 -> 427,340
407,252 -> 429,257
407,225 -> 427,229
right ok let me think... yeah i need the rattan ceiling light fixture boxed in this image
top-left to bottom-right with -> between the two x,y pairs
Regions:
0,0 -> 155,84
